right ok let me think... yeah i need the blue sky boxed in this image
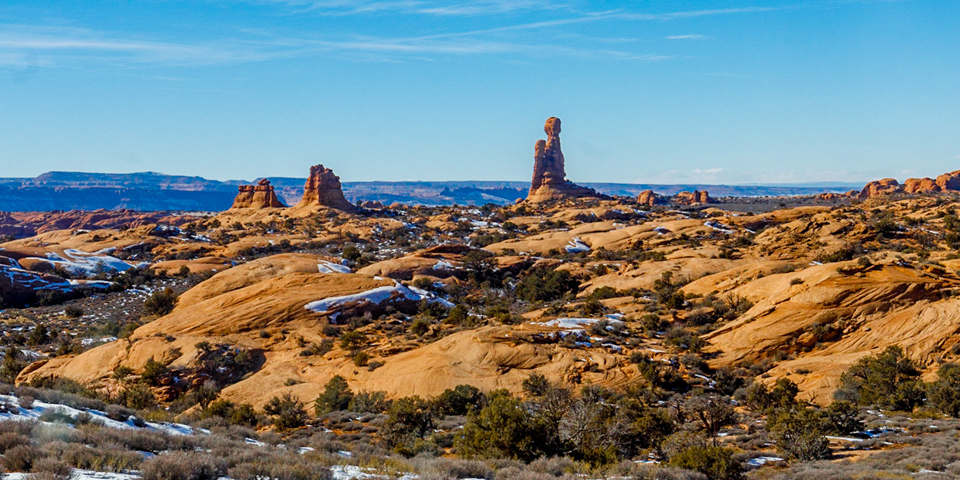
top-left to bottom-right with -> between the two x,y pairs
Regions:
0,0 -> 957,184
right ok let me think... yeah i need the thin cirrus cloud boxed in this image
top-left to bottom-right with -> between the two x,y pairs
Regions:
667,34 -> 709,40
247,0 -> 567,16
0,4 -> 787,68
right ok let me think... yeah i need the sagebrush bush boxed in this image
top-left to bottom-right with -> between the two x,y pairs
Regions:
2,444 -> 43,472
140,452 -> 224,480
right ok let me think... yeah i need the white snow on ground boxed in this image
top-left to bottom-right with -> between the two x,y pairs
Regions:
533,318 -> 623,329
432,260 -> 455,271
331,465 -> 381,480
745,457 -> 784,467
69,280 -> 114,289
705,221 -> 735,234
305,282 -> 453,318
0,395 -> 193,436
21,249 -> 136,278
565,238 -> 591,253
0,265 -> 72,292
318,260 -> 352,274
653,227 -> 670,235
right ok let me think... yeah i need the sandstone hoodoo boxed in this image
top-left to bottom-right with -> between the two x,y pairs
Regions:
294,164 -> 355,211
526,117 -> 606,203
230,179 -> 285,209
637,189 -> 661,207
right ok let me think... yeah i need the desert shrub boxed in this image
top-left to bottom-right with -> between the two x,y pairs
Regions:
140,357 -> 169,386
927,363 -> 960,417
143,288 -> 178,316
228,454 -> 330,480
120,383 -> 156,410
140,452 -> 224,480
685,393 -> 738,443
202,400 -> 258,427
664,326 -> 705,353
766,407 -> 831,461
668,446 -> 742,480
824,401 -> 864,434
339,330 -> 368,350
456,392 -> 544,461
349,391 -> 389,413
835,345 -> 925,410
264,393 -> 307,431
383,396 -> 438,454
446,305 -> 471,325
353,351 -> 370,367
0,348 -> 28,384
515,269 -> 580,303
522,373 -> 550,397
53,442 -> 142,472
433,384 -> 484,416
30,457 -> 71,479
2,444 -> 42,472
315,375 -> 354,415
409,318 -> 431,336
0,431 -> 31,454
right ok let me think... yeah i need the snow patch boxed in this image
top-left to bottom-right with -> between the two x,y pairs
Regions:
565,237 -> 591,253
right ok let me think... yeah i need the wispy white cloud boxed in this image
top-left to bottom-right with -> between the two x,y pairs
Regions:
0,4 -> 787,68
667,34 -> 708,40
245,0 -> 565,16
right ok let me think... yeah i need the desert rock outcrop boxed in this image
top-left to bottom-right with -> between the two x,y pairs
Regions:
526,117 -> 606,203
637,190 -> 661,207
294,164 -> 355,211
231,179 -> 285,209
858,178 -> 902,199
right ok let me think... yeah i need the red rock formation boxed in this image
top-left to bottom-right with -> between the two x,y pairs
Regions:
231,179 -> 285,209
637,190 -> 661,207
294,164 -> 355,211
936,170 -> 960,191
904,177 -> 940,194
360,200 -> 385,209
674,190 -> 711,205
857,178 -> 902,199
526,117 -> 606,203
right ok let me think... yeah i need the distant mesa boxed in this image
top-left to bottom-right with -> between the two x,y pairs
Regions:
526,117 -> 607,204
230,178 -> 285,210
294,164 -> 355,212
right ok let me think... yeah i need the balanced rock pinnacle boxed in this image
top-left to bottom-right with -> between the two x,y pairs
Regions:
231,179 -> 285,209
526,117 -> 606,203
295,164 -> 355,211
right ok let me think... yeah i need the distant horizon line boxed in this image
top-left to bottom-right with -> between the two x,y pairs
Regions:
1,170 -> 869,188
